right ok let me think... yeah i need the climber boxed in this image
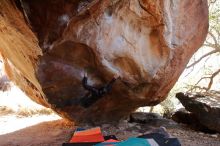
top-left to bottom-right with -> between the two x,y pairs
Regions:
79,72 -> 120,108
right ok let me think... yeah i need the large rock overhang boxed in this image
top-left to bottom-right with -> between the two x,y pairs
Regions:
0,0 -> 208,124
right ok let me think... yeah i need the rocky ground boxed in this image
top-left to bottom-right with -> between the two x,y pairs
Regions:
168,126 -> 220,146
0,116 -> 219,146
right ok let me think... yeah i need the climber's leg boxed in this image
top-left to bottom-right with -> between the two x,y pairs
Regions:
105,76 -> 118,91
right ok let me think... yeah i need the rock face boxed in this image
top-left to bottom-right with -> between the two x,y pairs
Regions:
172,108 -> 199,126
176,92 -> 220,133
0,0 -> 208,124
172,108 -> 215,133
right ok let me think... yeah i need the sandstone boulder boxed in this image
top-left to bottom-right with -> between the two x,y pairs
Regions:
176,92 -> 220,133
0,0 -> 208,123
172,108 -> 215,133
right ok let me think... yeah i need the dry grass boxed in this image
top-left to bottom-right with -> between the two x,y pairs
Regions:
0,105 -> 54,117
16,107 -> 54,118
0,106 -> 14,116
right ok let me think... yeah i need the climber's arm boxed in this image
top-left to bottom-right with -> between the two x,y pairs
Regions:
82,75 -> 99,94
105,74 -> 120,91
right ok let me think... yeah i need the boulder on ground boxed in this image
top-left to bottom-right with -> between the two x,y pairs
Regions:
176,92 -> 220,133
130,112 -> 178,128
172,108 -> 215,133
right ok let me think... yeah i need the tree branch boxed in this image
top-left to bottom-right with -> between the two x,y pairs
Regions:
186,50 -> 219,68
208,31 -> 218,45
208,0 -> 217,7
207,68 -> 220,90
193,68 -> 220,91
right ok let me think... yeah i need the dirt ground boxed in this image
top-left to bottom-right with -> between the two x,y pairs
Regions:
168,126 -> 220,146
0,119 -> 73,146
0,117 -> 219,146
